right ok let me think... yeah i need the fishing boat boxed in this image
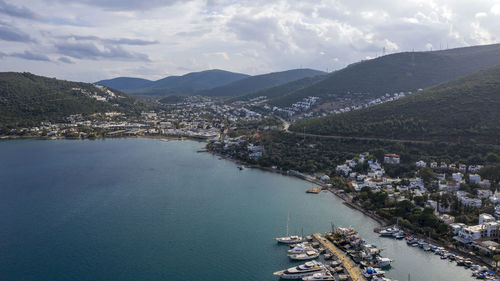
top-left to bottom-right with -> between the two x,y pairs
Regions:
288,250 -> 320,261
375,256 -> 392,268
363,267 -> 385,278
273,261 -> 325,279
301,270 -> 335,281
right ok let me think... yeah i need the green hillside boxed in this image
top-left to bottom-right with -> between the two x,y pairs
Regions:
229,74 -> 326,102
199,69 -> 325,97
98,69 -> 250,96
290,65 -> 500,144
271,43 -> 500,107
0,72 -> 144,128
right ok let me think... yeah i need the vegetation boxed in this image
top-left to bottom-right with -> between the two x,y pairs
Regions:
0,72 -> 148,129
97,69 -> 249,96
291,65 -> 500,144
199,69 -> 325,97
210,130 -> 500,175
270,43 -> 500,107
229,75 -> 326,102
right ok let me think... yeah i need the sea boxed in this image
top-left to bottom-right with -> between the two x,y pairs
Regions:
0,138 -> 476,281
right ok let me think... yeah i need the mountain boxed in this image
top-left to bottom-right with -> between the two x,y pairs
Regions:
290,65 -> 500,144
270,43 -> 500,107
97,69 -> 249,96
94,77 -> 153,92
199,69 -> 326,97
229,74 -> 327,102
0,72 -> 144,128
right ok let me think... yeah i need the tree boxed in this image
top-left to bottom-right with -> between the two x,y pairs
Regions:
417,167 -> 435,184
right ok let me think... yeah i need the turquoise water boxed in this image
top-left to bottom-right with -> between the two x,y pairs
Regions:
0,138 -> 475,281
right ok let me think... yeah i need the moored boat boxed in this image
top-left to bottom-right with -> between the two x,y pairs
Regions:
277,235 -> 305,244
288,250 -> 320,260
301,270 -> 335,281
273,261 -> 325,279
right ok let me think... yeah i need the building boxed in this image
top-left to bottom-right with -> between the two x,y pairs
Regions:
384,154 -> 400,165
452,172 -> 463,182
479,213 -> 496,224
469,174 -> 481,184
477,189 -> 492,199
416,160 -> 426,168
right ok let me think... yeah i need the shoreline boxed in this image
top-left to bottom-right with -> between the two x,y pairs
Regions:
207,149 -> 496,271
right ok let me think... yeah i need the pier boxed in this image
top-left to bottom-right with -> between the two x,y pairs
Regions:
312,233 -> 367,281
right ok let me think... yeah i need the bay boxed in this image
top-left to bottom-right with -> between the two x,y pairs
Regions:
0,138 -> 475,280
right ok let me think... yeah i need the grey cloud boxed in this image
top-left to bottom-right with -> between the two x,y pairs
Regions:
175,28 -> 211,37
61,35 -> 158,45
0,22 -> 35,42
49,0 -> 187,10
58,56 -> 74,64
10,50 -> 51,61
55,41 -> 150,61
0,0 -> 41,20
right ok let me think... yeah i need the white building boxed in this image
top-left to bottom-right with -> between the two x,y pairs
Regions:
477,189 -> 492,199
479,213 -> 496,224
469,174 -> 481,184
416,160 -> 426,168
384,154 -> 400,164
452,172 -> 463,182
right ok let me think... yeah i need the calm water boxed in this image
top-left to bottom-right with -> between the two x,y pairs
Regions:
0,138 -> 475,281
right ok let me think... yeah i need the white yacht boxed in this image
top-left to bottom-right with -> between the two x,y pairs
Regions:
302,270 -> 335,280
276,235 -> 305,244
288,250 -> 320,260
288,243 -> 315,254
273,261 -> 325,279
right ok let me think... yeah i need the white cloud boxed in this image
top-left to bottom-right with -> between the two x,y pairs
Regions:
0,0 -> 499,82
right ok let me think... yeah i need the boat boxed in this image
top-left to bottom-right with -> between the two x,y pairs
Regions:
363,267 -> 385,278
379,226 -> 399,237
288,250 -> 320,260
288,244 -> 315,254
273,261 -> 325,279
276,212 -> 304,244
392,231 -> 405,239
302,270 -> 335,280
375,256 -> 392,268
277,235 -> 305,244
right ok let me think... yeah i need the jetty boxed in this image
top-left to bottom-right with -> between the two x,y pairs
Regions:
306,186 -> 323,194
312,233 -> 367,281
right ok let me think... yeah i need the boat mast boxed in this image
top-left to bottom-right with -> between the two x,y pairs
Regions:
286,211 -> 290,237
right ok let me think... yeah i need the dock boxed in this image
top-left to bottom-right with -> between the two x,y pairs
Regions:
306,186 -> 323,194
312,233 -> 367,281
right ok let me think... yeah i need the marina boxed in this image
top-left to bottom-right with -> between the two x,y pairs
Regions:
274,227 -> 395,281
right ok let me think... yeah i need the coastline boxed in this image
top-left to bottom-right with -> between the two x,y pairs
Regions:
207,149 -> 496,271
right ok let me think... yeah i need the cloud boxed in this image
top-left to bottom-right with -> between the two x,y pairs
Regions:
48,0 -> 187,10
0,0 -> 41,20
55,41 -> 150,61
10,50 -> 51,61
58,56 -> 74,64
0,21 -> 35,42
61,35 -> 158,45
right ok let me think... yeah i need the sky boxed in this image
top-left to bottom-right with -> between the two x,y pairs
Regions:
0,0 -> 499,82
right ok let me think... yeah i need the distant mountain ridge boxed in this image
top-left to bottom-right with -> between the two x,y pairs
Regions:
269,43 -> 500,107
96,69 -> 249,96
199,69 -> 326,97
291,65 -> 500,144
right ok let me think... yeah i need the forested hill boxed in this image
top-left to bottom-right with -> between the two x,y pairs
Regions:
0,72 -> 144,128
97,69 -> 249,96
199,69 -> 325,97
290,65 -> 500,144
270,43 -> 500,107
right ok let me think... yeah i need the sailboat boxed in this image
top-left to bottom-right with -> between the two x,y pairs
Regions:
275,212 -> 304,244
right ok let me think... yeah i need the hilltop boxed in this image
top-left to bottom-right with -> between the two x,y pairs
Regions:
97,69 -> 249,96
270,43 -> 500,107
290,65 -> 500,144
199,69 -> 325,97
0,72 -> 145,128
